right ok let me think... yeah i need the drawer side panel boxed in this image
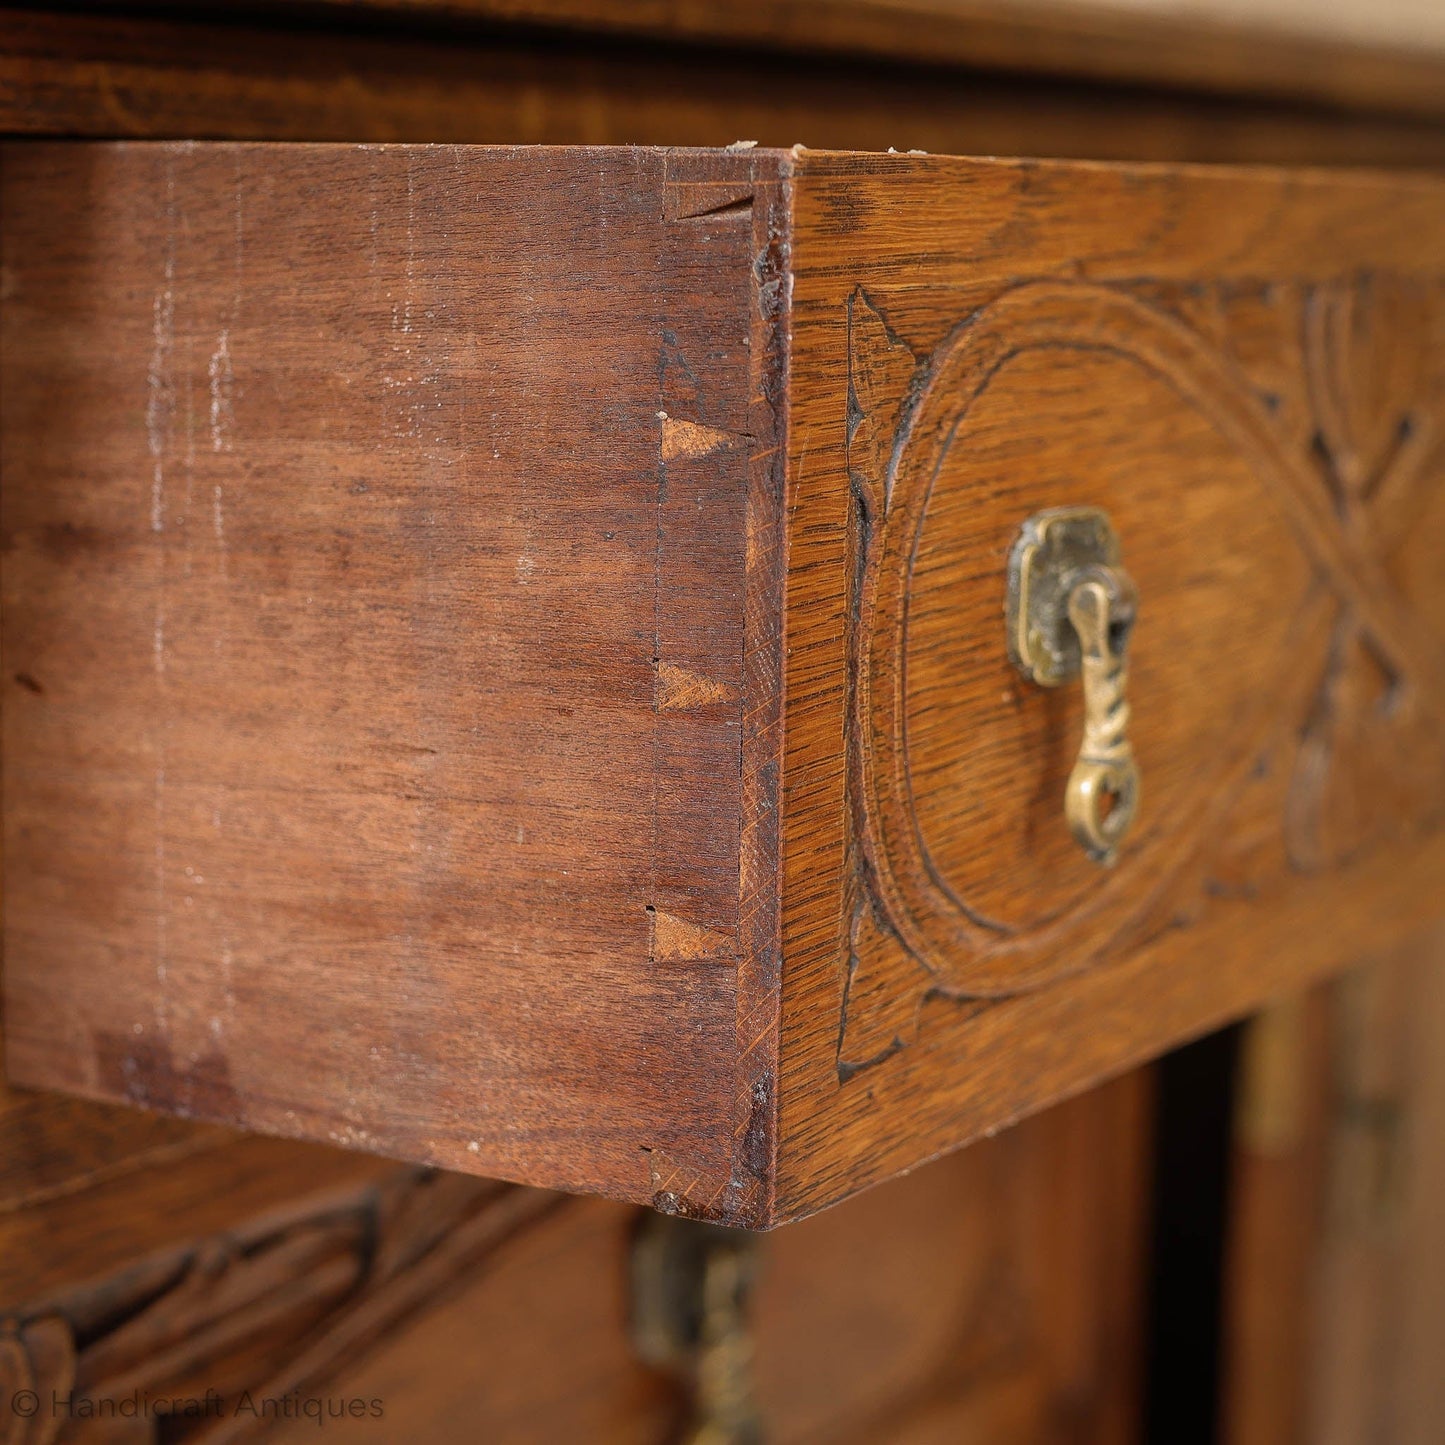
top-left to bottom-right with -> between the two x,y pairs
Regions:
1,142 -> 774,1210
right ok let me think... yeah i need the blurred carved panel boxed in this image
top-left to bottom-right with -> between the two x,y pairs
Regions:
1222,930 -> 1445,1445
0,1072 -> 1150,1443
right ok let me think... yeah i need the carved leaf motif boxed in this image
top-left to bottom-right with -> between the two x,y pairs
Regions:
1286,625 -> 1439,871
845,288 -> 916,525
0,1317 -> 75,1445
0,1172 -> 558,1443
837,896 -> 933,1080
1305,276 -> 1433,509
1287,277 -> 1445,870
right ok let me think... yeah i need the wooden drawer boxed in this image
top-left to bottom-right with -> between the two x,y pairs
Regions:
4,143 -> 1444,1226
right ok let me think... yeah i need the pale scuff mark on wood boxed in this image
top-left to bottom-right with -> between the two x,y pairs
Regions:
648,908 -> 734,961
146,276 -> 175,533
208,327 -> 233,452
658,411 -> 745,462
655,662 -> 737,711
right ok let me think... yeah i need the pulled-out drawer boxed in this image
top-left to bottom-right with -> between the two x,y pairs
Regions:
4,143 -> 1443,1225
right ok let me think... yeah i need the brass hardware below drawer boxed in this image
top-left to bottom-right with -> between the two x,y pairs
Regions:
631,1214 -> 764,1444
1007,506 -> 1140,865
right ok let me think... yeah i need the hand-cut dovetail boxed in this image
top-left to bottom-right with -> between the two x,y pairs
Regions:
659,413 -> 746,462
647,907 -> 735,962
655,662 -> 736,711
662,181 -> 754,223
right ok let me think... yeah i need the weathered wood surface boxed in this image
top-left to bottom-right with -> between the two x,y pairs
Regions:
7,144 -> 1445,1224
777,151 -> 1445,1218
2,142 -> 784,1219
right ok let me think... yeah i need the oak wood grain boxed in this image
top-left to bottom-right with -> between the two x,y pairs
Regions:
777,150 -> 1445,1219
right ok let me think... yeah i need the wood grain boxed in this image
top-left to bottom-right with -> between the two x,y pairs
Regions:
1221,937 -> 1445,1445
749,1070 -> 1152,1445
0,1133 -> 397,1304
0,1056 -> 233,1215
2,13 -> 1440,1438
255,1195 -> 682,1445
778,150 -> 1445,1219
1,142 -> 782,1220
9,144 -> 1445,1225
1,1155 -> 564,1441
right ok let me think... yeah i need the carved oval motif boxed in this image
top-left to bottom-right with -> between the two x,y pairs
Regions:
850,282 -> 1418,996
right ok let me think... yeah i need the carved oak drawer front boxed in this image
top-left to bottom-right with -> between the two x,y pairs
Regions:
5,144 -> 1444,1226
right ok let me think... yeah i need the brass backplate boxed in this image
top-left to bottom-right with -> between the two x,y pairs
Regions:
1006,506 -> 1123,687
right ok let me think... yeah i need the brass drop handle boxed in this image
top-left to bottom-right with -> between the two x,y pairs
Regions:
1064,567 -> 1140,864
1006,507 -> 1141,866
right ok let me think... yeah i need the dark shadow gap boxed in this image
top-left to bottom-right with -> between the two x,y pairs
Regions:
1143,1022 -> 1243,1445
